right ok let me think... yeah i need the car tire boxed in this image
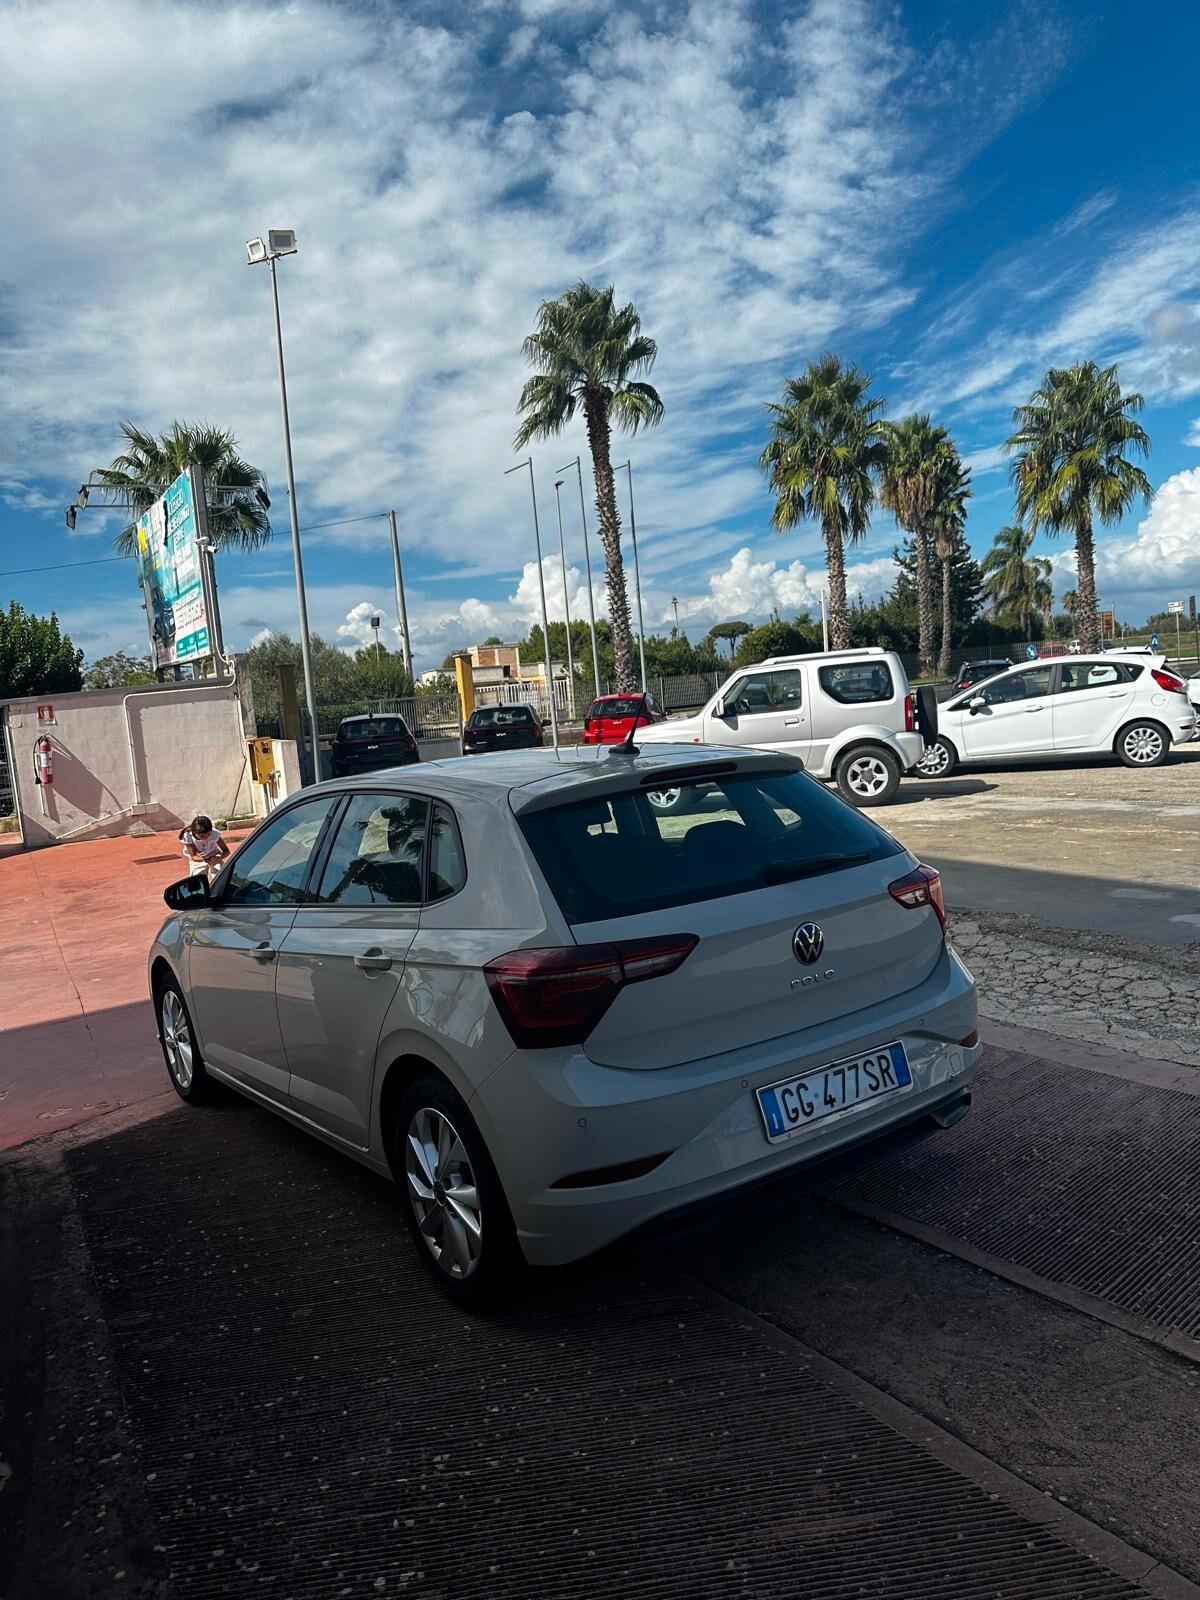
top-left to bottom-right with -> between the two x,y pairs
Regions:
156,977 -> 217,1104
394,1075 -> 522,1309
915,737 -> 957,779
834,745 -> 902,806
1116,720 -> 1170,768
646,787 -> 685,814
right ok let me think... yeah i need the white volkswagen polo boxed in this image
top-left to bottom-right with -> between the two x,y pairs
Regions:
149,743 -> 979,1305
917,653 -> 1196,776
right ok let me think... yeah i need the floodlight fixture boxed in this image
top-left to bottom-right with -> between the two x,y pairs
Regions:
76,484 -> 90,508
255,486 -> 271,510
64,505 -> 76,531
268,229 -> 298,256
246,237 -> 268,264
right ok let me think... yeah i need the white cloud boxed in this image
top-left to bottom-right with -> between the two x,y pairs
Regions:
673,545 -> 896,623
1,0 -> 1075,586
337,601 -> 393,650
1090,468 -> 1200,601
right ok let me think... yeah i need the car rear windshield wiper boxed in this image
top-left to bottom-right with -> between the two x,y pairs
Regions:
758,852 -> 873,885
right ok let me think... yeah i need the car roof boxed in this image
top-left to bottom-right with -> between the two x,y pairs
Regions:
310,742 -> 793,808
338,712 -> 404,724
756,648 -> 893,667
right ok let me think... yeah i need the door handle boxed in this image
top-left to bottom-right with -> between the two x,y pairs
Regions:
355,948 -> 393,972
252,941 -> 277,962
783,717 -> 801,727
1023,705 -> 1044,713
1106,691 -> 1125,698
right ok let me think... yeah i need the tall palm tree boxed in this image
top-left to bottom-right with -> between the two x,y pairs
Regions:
759,355 -> 887,651
94,422 -> 272,556
1061,588 -> 1078,616
929,451 -> 971,677
515,282 -> 663,691
979,524 -> 1053,640
1004,362 -> 1152,652
879,415 -> 956,677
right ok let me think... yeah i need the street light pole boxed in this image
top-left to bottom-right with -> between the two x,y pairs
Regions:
248,232 -> 320,781
505,459 -> 559,749
559,456 -> 601,695
618,460 -> 647,691
553,480 -> 576,719
387,509 -> 413,675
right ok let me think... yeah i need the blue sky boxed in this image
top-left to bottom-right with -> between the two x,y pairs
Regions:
3,0 -> 1200,670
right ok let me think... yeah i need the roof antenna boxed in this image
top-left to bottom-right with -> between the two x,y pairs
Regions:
610,691 -> 649,757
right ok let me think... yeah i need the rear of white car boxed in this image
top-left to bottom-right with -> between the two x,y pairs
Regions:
472,750 -> 979,1267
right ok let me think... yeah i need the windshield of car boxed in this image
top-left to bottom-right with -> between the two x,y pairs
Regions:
469,707 -> 533,726
518,768 -> 901,923
336,717 -> 409,741
588,697 -> 650,718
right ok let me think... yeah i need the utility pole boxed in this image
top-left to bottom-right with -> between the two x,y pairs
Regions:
617,461 -> 647,691
505,459 -> 559,750
560,456 -> 601,695
387,510 -> 413,674
671,595 -> 680,634
552,480 -> 576,719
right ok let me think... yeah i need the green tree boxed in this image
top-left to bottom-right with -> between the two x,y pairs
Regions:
482,634 -> 505,646
83,650 -> 154,689
243,631 -> 360,723
515,282 -> 664,691
929,451 -> 972,676
1005,362 -> 1152,652
707,620 -> 752,658
879,415 -> 956,677
349,647 -> 414,702
760,355 -> 887,652
731,618 -> 817,669
0,601 -> 84,697
1061,589 -> 1078,616
94,420 -> 272,557
979,525 -> 1053,640
440,649 -> 469,671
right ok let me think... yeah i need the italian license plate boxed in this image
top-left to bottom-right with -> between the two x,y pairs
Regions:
756,1043 -> 911,1145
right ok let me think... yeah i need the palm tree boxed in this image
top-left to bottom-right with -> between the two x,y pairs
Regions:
929,452 -> 971,676
759,355 -> 887,651
879,415 -> 956,677
1061,588 -> 1078,616
1004,362 -> 1152,652
515,282 -> 664,691
94,422 -> 272,556
979,525 -> 1053,640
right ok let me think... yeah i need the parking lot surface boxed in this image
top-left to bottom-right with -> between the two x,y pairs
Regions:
2,749 -> 1199,1598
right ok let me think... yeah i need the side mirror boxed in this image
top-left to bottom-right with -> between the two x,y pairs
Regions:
164,874 -> 210,911
714,699 -> 730,718
968,695 -> 987,714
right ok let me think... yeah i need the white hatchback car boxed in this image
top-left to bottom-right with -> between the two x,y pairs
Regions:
149,744 -> 979,1305
636,648 -> 928,805
917,653 -> 1196,776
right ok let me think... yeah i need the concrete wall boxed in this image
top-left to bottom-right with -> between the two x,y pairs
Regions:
3,682 -> 254,848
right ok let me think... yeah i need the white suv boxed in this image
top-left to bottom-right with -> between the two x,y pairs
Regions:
637,649 -> 927,805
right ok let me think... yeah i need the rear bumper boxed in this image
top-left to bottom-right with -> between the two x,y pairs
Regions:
894,731 -> 925,769
472,945 -> 979,1267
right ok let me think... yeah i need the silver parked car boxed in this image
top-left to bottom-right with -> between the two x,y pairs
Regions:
150,745 -> 980,1304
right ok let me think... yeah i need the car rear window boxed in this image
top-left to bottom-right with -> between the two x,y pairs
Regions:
818,663 -> 895,703
336,717 -> 409,741
469,706 -> 534,726
588,697 -> 648,718
518,769 -> 901,924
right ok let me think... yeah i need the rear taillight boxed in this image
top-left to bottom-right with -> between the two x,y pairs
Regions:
1152,668 -> 1187,694
888,864 -> 945,930
484,935 -> 698,1048
405,736 -> 416,751
905,692 -> 916,733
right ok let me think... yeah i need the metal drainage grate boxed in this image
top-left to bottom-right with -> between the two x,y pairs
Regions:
831,1047 -> 1200,1340
67,1104 -> 1142,1599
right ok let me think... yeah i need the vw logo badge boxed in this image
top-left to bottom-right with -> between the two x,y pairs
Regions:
792,922 -> 824,965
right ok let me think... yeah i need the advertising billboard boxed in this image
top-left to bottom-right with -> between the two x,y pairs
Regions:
135,466 -> 212,672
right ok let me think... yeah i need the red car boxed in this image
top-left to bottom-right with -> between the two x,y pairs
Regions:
579,693 -> 665,745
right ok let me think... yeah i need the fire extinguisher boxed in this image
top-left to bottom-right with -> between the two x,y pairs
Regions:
35,734 -> 54,786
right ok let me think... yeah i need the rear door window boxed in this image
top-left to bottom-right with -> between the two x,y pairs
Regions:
314,794 -> 428,906
1057,661 -> 1137,692
818,663 -> 894,703
519,769 -> 900,924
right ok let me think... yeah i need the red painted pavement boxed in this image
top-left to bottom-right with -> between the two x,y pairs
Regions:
0,829 -> 250,1150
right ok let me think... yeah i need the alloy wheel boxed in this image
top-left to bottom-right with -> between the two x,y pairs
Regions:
404,1107 -> 483,1279
917,742 -> 950,777
160,990 -> 193,1090
845,755 -> 891,797
1124,725 -> 1164,764
647,788 -> 682,811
